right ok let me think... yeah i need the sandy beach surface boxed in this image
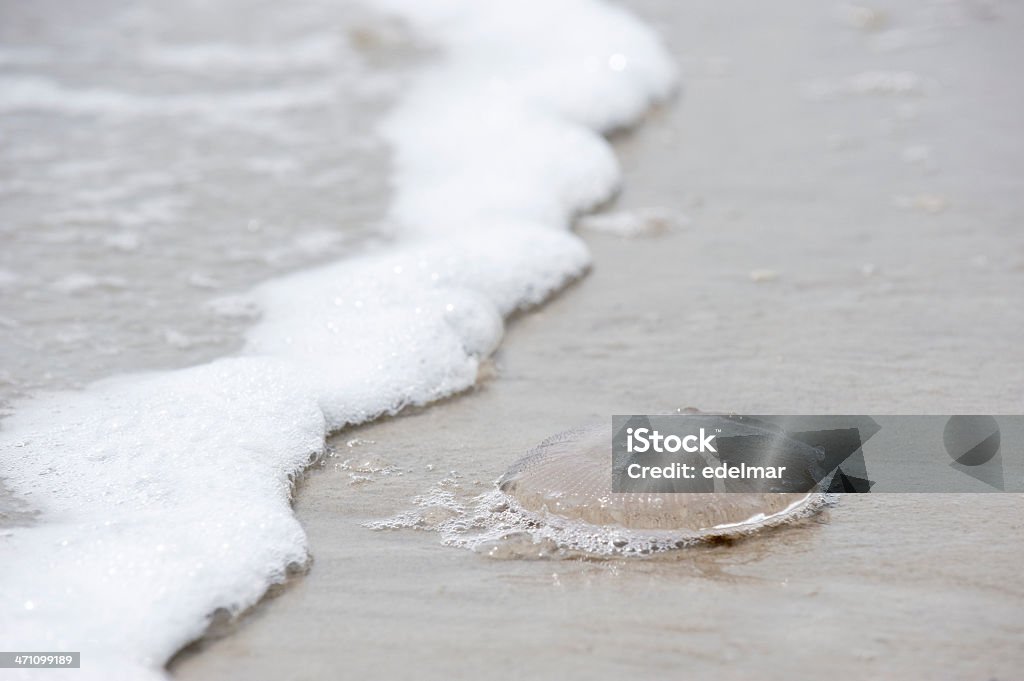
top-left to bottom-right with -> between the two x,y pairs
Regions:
171,1 -> 1024,679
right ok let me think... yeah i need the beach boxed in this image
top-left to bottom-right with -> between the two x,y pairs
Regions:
1,0 -> 1022,677
171,1 -> 1024,678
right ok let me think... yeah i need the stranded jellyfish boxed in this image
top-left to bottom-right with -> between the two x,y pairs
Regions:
493,417 -> 826,552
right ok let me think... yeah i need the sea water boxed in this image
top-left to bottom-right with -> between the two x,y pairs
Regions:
0,0 -> 674,677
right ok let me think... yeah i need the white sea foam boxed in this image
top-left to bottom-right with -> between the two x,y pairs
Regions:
369,487 -> 827,559
0,1 -> 675,678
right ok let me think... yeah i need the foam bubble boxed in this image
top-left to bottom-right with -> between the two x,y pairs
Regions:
369,485 -> 827,559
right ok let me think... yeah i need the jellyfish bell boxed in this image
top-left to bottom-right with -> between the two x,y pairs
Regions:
497,418 -> 825,547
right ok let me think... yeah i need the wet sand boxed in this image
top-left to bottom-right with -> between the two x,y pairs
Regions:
172,1 -> 1024,679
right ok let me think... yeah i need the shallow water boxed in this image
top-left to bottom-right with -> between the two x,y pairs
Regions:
0,0 -> 402,407
1,0 -> 677,676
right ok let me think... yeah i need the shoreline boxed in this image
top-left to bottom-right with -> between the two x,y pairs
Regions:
173,1 -> 1024,677
2,1 -> 674,674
